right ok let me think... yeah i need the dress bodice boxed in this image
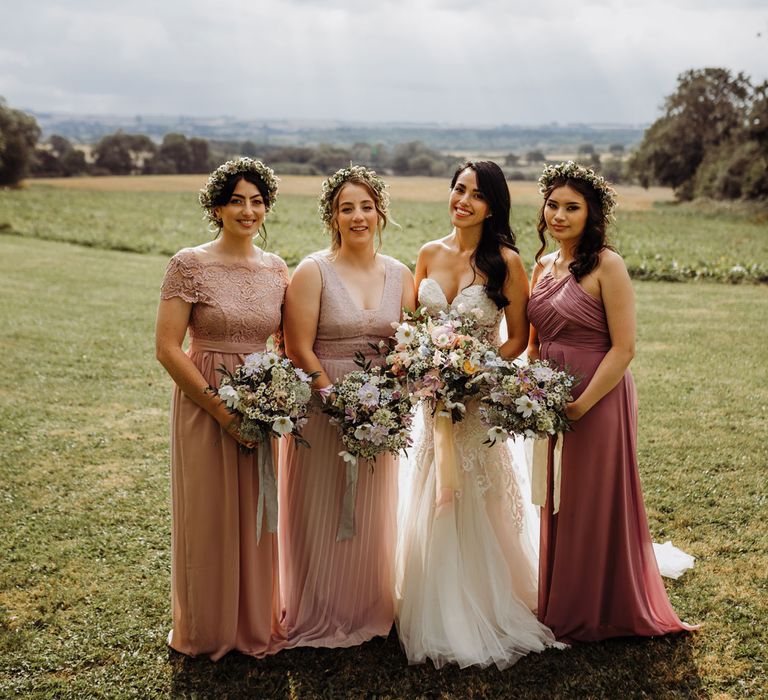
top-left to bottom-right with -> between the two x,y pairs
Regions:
528,274 -> 611,352
418,278 -> 503,346
160,248 -> 289,346
310,252 -> 405,359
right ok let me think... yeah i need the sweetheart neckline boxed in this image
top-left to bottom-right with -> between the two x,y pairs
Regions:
419,277 -> 485,307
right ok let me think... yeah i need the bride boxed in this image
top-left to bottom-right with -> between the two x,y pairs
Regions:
395,161 -> 563,669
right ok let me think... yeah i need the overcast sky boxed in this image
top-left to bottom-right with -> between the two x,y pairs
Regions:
1,0 -> 765,125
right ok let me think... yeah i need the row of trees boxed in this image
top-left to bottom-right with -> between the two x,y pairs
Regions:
630,68 -> 768,200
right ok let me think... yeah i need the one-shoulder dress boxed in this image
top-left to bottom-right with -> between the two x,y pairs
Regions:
528,272 -> 696,642
160,248 -> 289,660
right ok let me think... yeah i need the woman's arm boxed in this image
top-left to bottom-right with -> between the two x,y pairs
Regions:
155,296 -> 248,443
400,263 -> 417,315
498,249 -> 529,359
282,258 -> 332,390
566,251 -> 636,421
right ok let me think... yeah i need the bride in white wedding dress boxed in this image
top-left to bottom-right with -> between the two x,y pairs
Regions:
395,161 -> 564,669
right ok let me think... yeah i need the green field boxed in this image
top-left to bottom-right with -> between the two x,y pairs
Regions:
0,181 -> 767,698
1,184 -> 767,281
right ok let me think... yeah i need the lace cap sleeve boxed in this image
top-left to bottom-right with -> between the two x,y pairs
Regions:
160,250 -> 201,303
269,253 -> 290,287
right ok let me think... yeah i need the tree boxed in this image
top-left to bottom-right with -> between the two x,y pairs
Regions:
93,132 -> 155,175
504,153 -> 520,166
525,150 -> 545,164
0,98 -> 41,186
577,143 -> 595,156
630,68 -> 752,199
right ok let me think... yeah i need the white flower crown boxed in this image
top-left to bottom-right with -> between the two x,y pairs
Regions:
538,161 -> 617,220
199,157 -> 280,225
318,164 -> 389,230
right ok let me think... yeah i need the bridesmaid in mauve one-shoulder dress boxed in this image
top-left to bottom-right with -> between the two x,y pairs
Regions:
528,271 -> 696,642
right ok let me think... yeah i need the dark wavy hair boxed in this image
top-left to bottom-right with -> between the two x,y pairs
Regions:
211,172 -> 270,244
450,160 -> 518,309
535,176 -> 613,280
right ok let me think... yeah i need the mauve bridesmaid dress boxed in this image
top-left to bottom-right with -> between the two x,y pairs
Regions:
528,271 -> 696,642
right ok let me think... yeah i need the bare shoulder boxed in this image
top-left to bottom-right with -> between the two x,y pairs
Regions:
417,239 -> 446,260
500,246 -> 522,265
597,249 -> 628,275
290,254 -> 322,283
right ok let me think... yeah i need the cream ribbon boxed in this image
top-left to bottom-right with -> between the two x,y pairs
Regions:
433,402 -> 460,492
531,432 -> 564,514
336,452 -> 359,541
256,445 -> 279,544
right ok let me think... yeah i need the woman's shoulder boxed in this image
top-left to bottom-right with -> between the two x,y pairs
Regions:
379,253 -> 410,273
595,248 -> 627,274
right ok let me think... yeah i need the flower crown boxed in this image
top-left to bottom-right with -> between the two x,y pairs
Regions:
199,157 -> 280,225
538,161 -> 617,220
318,164 -> 389,230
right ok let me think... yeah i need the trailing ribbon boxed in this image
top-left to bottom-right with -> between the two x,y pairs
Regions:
433,402 -> 460,492
531,432 -> 564,514
336,451 -> 359,541
256,445 -> 279,544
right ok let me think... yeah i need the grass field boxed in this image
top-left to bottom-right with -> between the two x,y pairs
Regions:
2,177 -> 767,283
0,176 -> 767,698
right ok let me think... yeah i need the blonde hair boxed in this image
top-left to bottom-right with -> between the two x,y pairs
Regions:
328,178 -> 389,253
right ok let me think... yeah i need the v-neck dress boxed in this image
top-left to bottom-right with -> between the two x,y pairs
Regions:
528,272 -> 696,642
278,251 -> 405,648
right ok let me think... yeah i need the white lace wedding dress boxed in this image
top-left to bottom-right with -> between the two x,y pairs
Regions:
395,279 -> 564,669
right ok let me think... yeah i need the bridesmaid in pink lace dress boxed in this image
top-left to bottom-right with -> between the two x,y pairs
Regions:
279,166 -> 415,647
156,158 -> 288,659
527,162 -> 696,642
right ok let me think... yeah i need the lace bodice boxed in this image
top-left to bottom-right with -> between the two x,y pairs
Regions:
160,248 -> 289,347
418,278 -> 503,346
414,278 -> 523,527
310,252 -> 406,359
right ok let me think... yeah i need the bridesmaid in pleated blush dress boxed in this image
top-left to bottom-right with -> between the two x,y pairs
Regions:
156,158 -> 288,659
279,166 -> 415,647
527,162 -> 697,643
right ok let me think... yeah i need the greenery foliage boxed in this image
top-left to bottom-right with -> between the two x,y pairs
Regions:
0,97 -> 41,186
631,68 -> 768,201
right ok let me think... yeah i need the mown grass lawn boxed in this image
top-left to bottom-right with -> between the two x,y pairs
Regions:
0,229 -> 765,698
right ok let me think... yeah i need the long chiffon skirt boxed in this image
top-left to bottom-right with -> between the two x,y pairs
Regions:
278,355 -> 398,648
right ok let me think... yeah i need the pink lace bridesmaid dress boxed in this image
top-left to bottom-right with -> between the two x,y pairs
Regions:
528,272 -> 696,642
160,248 -> 289,660
278,252 -> 406,648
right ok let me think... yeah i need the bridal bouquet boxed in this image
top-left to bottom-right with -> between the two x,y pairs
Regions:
384,307 -> 498,422
323,353 -> 414,467
479,359 -> 575,444
214,350 -> 316,451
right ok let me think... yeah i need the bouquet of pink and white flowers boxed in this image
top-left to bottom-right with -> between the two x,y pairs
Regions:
323,353 -> 414,467
384,307 -> 497,422
215,350 -> 316,450
479,359 -> 576,444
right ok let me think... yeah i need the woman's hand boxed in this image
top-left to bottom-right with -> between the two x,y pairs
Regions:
565,400 -> 587,422
219,413 -> 257,450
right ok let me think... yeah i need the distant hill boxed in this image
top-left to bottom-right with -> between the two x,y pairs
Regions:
30,111 -> 647,153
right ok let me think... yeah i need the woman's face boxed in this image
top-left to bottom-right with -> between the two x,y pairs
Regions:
449,168 -> 489,230
215,178 -> 266,238
334,183 -> 379,248
543,184 -> 589,243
